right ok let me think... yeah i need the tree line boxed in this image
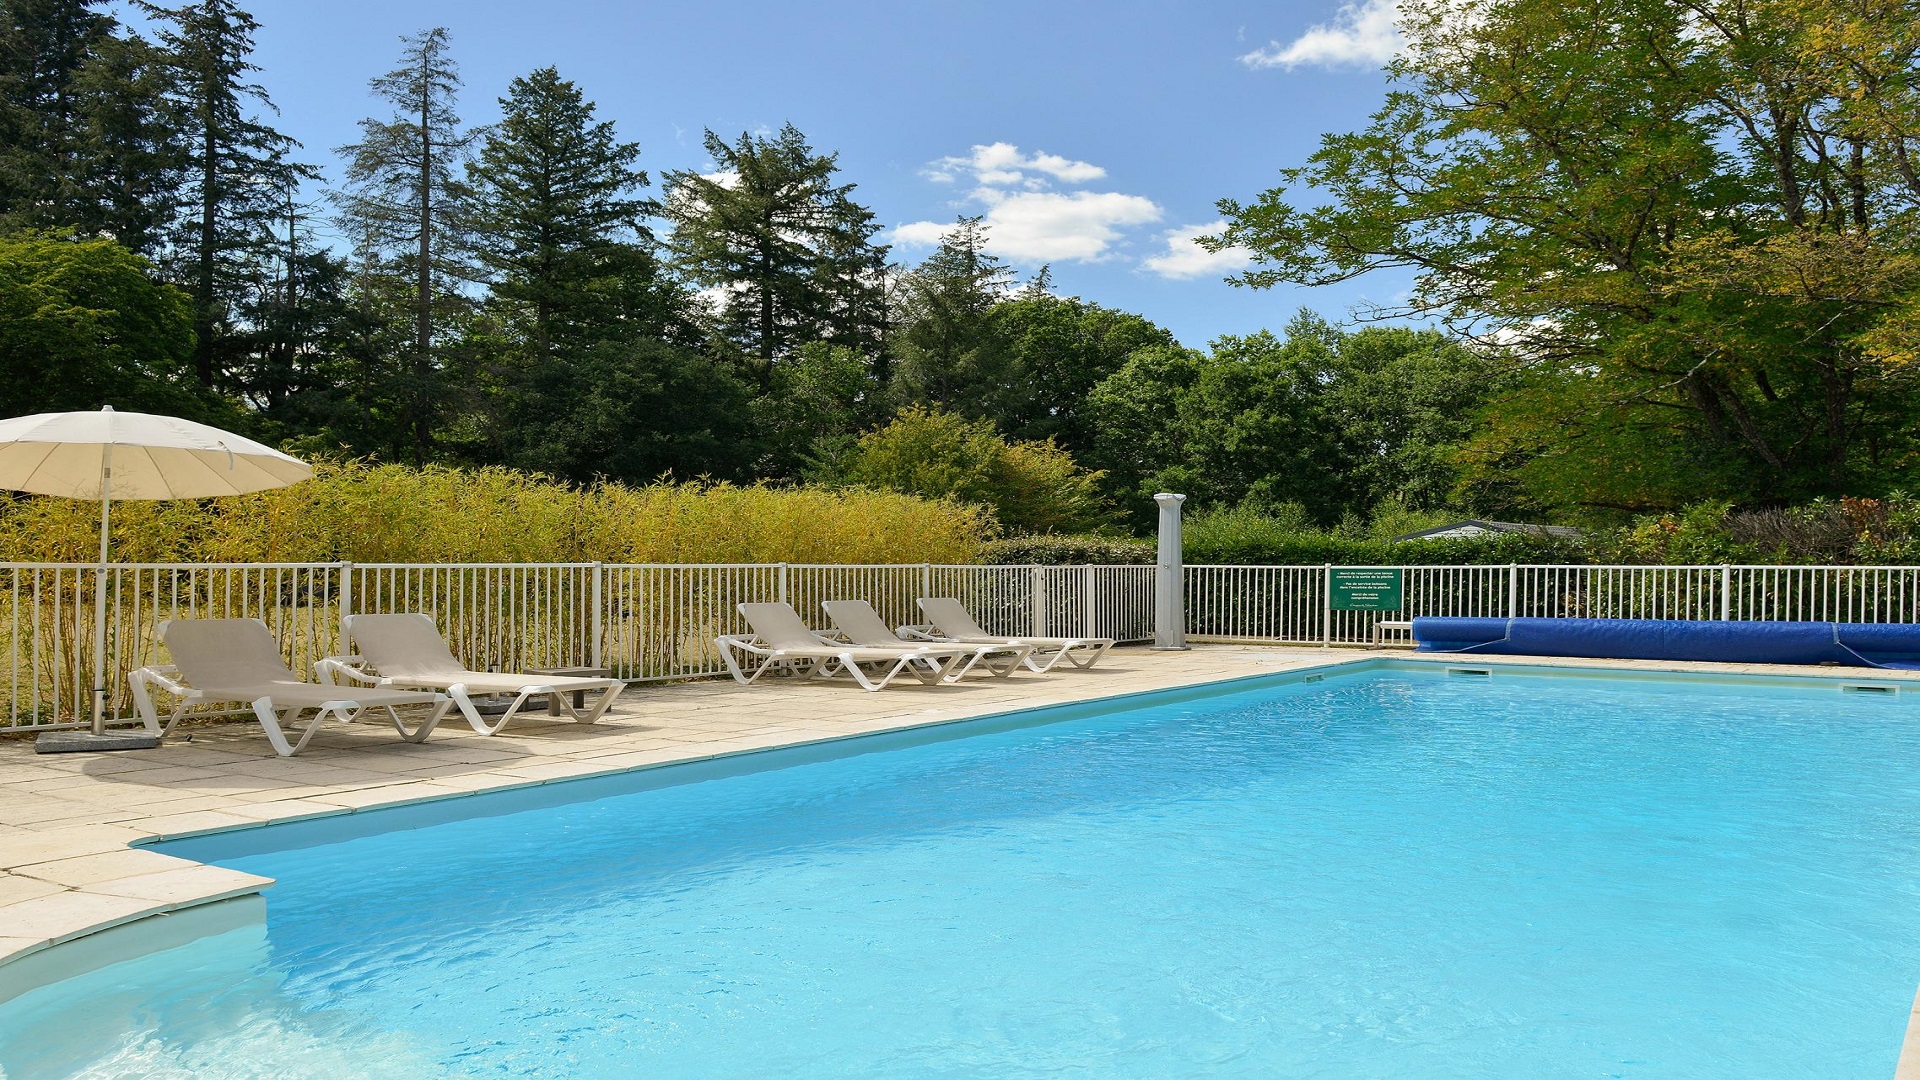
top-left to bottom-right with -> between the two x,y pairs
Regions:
7,0 -> 1912,542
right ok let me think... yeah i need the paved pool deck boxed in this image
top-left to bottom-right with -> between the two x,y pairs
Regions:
5,642 -> 1920,1071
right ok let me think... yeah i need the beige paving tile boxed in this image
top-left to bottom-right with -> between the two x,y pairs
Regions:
219,799 -> 353,823
410,772 -> 546,794
0,826 -> 151,869
17,809 -> 150,830
132,810 -> 260,839
0,765 -> 80,784
13,849 -> 200,888
493,760 -> 624,782
86,865 -> 272,905
0,873 -> 63,906
309,784 -> 469,810
89,765 -> 229,786
0,891 -> 157,944
0,799 -> 123,826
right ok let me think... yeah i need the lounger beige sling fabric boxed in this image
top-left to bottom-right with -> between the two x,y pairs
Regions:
322,613 -> 625,736
128,617 -> 451,757
717,602 -> 971,691
820,600 -> 1030,681
905,597 -> 1115,673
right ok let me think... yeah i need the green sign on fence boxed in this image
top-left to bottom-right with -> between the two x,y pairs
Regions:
1330,568 -> 1404,611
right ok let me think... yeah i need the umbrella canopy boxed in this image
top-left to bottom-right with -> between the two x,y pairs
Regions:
0,407 -> 313,739
0,408 -> 311,499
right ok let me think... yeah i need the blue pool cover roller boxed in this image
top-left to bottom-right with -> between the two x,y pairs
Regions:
1411,617 -> 1920,669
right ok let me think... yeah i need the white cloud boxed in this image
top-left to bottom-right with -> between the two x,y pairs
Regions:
897,143 -> 1162,263
887,220 -> 958,247
1241,0 -> 1403,70
925,142 -> 1106,189
974,190 -> 1163,262
1142,221 -> 1255,279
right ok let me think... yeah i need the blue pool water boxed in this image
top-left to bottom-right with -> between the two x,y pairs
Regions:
4,664 -> 1920,1078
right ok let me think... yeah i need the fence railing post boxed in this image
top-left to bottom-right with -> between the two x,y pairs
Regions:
591,562 -> 604,669
920,562 -> 931,602
1036,564 -> 1052,638
778,563 -> 789,606
1507,563 -> 1518,619
1084,564 -> 1097,638
1721,564 -> 1732,621
337,561 -> 353,656
1322,563 -> 1333,648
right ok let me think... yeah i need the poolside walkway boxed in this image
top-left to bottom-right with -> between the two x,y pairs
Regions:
5,644 -> 1920,980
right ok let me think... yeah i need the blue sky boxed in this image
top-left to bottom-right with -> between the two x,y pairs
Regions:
124,0 -> 1414,350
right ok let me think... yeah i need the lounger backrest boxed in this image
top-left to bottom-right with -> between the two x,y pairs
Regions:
738,602 -> 831,651
346,613 -> 466,678
162,617 -> 301,689
917,597 -> 994,639
821,600 -> 905,646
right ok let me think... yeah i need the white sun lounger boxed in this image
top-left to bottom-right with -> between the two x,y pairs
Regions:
318,613 -> 626,736
717,602 -> 972,691
820,600 -> 1031,681
903,597 -> 1115,673
128,617 -> 452,757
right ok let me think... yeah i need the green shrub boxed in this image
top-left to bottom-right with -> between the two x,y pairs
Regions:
1181,504 -> 1585,565
980,535 -> 1154,565
1587,495 -> 1920,565
840,407 -> 1112,535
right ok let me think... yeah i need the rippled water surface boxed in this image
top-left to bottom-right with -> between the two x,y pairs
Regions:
6,667 -> 1920,1078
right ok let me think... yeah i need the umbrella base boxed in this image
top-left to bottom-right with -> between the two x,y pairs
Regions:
35,730 -> 162,754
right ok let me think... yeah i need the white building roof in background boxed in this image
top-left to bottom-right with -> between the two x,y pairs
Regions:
1392,520 -> 1582,542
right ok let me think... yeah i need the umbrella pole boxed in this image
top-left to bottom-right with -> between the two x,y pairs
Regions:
91,448 -> 112,736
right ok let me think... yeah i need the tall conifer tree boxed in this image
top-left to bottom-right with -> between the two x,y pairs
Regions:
0,0 -> 175,250
141,0 -> 308,388
661,124 -> 886,381
333,26 -> 476,461
889,216 -> 1013,410
464,66 -> 652,354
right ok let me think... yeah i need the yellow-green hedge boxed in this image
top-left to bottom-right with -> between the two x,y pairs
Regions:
0,462 -> 993,564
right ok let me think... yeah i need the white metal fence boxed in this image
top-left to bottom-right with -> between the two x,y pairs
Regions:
11,560 -> 1920,732
0,562 -> 1156,731
1185,564 -> 1920,645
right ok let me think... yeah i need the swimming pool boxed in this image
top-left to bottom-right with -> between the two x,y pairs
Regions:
3,662 -> 1919,1077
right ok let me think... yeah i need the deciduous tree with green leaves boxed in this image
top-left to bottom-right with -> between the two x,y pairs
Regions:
0,232 -> 218,418
1085,312 -> 1504,527
991,290 -> 1177,452
1214,0 -> 1920,516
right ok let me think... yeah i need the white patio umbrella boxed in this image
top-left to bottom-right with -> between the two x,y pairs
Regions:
0,407 -> 313,739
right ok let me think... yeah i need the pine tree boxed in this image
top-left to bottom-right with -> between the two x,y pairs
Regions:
140,0 -> 310,388
229,175 -> 355,427
464,66 -> 652,354
0,0 -> 176,251
333,26 -> 476,462
661,124 -> 887,382
889,216 -> 1014,411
